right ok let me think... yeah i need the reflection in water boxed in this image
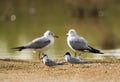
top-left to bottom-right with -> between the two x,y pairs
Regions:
13,51 -> 33,59
0,40 -> 10,58
0,0 -> 120,59
94,49 -> 120,59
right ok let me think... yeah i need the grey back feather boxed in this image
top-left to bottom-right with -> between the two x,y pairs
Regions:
25,37 -> 50,49
45,59 -> 57,66
69,37 -> 89,50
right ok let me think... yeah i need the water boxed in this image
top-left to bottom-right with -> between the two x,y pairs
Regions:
0,0 -> 120,59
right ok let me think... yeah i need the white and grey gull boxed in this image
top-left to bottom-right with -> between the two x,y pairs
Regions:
67,29 -> 103,57
12,30 -> 58,59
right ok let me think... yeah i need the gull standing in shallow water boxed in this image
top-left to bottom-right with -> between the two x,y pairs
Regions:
67,29 -> 103,57
64,52 -> 88,66
12,30 -> 58,59
41,54 -> 65,67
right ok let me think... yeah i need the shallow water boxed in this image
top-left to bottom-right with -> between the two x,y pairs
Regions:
0,0 -> 120,59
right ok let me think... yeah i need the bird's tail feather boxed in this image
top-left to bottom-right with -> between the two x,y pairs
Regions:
88,46 -> 104,54
11,46 -> 26,51
79,61 -> 88,64
57,62 -> 66,65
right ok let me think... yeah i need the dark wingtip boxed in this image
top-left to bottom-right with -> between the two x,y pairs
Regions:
57,62 -> 66,65
99,52 -> 104,54
11,46 -> 25,51
88,46 -> 104,54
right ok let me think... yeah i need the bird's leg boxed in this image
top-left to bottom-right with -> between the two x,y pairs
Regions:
38,52 -> 41,60
78,53 -> 81,59
75,52 -> 77,57
71,64 -> 74,67
41,52 -> 44,55
79,52 -> 85,59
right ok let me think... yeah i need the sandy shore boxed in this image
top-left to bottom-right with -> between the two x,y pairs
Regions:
0,59 -> 120,82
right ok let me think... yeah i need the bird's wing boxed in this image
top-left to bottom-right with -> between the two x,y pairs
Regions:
68,57 -> 81,64
69,56 -> 88,64
25,37 -> 50,49
69,36 -> 89,50
87,45 -> 103,54
45,59 -> 57,66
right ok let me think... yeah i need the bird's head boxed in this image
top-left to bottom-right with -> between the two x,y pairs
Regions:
64,52 -> 71,56
41,54 -> 48,59
66,29 -> 77,36
44,30 -> 59,38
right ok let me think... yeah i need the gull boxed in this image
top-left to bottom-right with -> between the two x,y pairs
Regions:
64,52 -> 88,66
12,30 -> 58,59
67,29 -> 103,57
41,54 -> 65,67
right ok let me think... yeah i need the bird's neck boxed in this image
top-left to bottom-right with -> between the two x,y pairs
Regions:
65,55 -> 70,61
69,33 -> 78,37
45,35 -> 54,39
43,56 -> 48,63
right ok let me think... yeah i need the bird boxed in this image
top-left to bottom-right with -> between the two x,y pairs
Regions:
12,30 -> 59,59
41,54 -> 65,67
64,52 -> 88,66
67,29 -> 103,57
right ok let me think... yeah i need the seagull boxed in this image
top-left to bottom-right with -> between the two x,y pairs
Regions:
67,29 -> 103,57
12,30 -> 58,59
41,54 -> 65,67
64,52 -> 88,66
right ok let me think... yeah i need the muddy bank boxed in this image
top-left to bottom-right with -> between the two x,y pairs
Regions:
0,59 -> 120,82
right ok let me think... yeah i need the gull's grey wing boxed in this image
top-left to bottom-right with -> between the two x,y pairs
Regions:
69,37 -> 89,50
45,59 -> 57,66
25,37 -> 50,49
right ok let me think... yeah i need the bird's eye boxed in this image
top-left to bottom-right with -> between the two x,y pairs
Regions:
49,32 -> 53,35
49,33 -> 51,35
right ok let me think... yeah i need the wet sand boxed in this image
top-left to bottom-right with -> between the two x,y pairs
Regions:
0,59 -> 120,82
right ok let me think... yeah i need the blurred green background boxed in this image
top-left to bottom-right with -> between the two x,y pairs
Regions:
0,0 -> 120,59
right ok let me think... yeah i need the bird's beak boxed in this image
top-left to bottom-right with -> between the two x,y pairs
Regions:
40,57 -> 43,60
66,33 -> 68,36
54,35 -> 59,38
